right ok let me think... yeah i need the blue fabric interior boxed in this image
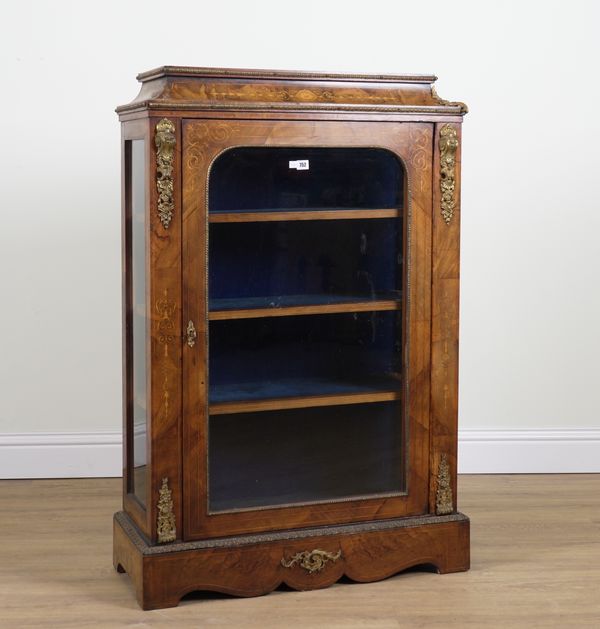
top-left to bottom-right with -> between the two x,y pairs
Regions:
209,218 -> 401,305
209,147 -> 403,212
207,146 -> 404,404
209,312 -> 401,402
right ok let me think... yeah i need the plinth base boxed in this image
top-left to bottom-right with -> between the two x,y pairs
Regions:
113,511 -> 470,610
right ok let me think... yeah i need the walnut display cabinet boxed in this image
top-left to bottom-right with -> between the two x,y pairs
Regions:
113,66 -> 469,610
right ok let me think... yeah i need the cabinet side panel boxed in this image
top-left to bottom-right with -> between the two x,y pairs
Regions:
430,123 -> 462,512
148,117 -> 183,543
122,119 -> 151,537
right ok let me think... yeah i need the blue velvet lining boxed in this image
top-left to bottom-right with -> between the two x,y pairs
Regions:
209,311 -> 401,401
207,146 -> 404,408
209,147 -> 403,212
209,219 -> 401,303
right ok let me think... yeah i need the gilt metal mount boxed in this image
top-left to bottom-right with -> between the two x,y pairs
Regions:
435,454 -> 454,515
439,124 -> 458,224
157,477 -> 176,543
155,118 -> 176,229
281,549 -> 342,574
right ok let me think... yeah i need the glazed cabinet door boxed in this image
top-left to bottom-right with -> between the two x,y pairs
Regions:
182,119 -> 433,540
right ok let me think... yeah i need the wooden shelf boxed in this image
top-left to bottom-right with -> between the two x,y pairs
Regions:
209,294 -> 401,320
210,390 -> 400,415
209,375 -> 401,415
209,208 -> 401,223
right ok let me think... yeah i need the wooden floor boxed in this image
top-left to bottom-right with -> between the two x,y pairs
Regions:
1,475 -> 599,628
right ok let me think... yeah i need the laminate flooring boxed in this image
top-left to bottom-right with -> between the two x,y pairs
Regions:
1,475 -> 599,628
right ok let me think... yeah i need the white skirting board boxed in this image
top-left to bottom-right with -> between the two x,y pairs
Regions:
0,432 -> 122,479
0,429 -> 599,479
458,429 -> 600,473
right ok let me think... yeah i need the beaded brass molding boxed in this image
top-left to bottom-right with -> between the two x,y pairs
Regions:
439,124 -> 458,224
116,511 -> 467,556
281,549 -> 342,574
138,65 -> 438,83
157,477 -> 176,543
435,454 -> 454,515
155,118 -> 176,229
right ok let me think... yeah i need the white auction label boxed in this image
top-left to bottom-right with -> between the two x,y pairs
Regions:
289,159 -> 309,170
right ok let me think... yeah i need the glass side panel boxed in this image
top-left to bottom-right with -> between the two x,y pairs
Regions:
209,218 -> 401,310
128,139 -> 147,506
209,402 -> 403,511
209,311 -> 401,404
209,147 -> 403,213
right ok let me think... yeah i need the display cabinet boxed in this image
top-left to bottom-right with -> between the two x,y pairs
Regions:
113,66 -> 469,610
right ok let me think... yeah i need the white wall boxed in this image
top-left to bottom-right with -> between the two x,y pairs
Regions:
1,0 -> 599,474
